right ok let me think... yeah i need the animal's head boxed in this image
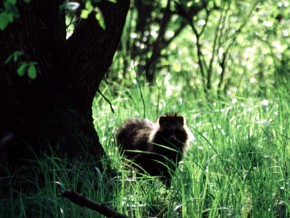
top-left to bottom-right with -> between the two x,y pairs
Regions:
156,113 -> 188,146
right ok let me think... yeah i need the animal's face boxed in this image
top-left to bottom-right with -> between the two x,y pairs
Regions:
157,115 -> 188,145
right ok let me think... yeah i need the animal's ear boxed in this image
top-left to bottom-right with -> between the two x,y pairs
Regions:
159,116 -> 167,126
176,116 -> 184,126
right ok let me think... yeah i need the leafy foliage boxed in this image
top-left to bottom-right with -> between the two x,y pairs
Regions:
68,0 -> 110,30
5,50 -> 24,64
0,0 -> 19,30
17,62 -> 38,79
5,51 -> 38,79
109,0 -> 290,97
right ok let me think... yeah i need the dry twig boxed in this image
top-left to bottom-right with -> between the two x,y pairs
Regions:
62,190 -> 129,218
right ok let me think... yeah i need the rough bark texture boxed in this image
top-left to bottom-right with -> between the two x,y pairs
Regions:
0,0 -> 130,169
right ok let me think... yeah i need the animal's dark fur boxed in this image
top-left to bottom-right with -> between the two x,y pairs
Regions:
115,114 -> 192,186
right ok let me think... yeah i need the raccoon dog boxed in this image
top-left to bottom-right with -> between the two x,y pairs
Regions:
116,113 -> 193,186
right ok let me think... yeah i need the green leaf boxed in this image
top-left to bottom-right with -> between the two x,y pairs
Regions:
80,10 -> 90,19
7,13 -> 14,22
5,51 -> 23,64
0,13 -> 10,30
27,64 -> 37,79
80,1 -> 94,19
5,54 -> 13,64
13,51 -> 24,62
96,10 -> 106,30
17,63 -> 27,77
85,1 -> 93,11
23,0 -> 31,3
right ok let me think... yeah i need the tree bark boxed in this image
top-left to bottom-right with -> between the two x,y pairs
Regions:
0,0 -> 130,169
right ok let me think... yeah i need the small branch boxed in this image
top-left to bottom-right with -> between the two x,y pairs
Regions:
217,50 -> 228,96
144,0 -> 172,79
62,190 -> 129,218
191,24 -> 206,89
164,21 -> 187,46
175,0 -> 208,90
142,17 -> 187,81
216,1 -> 257,95
225,0 -> 258,42
98,88 -> 115,113
207,1 -> 229,91
199,7 -> 210,36
217,37 -> 235,94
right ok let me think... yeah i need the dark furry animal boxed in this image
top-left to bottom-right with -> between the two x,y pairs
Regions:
115,114 -> 193,186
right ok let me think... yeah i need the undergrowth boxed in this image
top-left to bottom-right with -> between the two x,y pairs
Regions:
0,81 -> 289,217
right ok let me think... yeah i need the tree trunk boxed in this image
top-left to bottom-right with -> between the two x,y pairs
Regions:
0,0 -> 130,169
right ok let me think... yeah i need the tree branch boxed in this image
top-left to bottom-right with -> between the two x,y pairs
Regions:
62,190 -> 129,218
175,1 -> 208,90
207,2 -> 228,91
144,0 -> 172,79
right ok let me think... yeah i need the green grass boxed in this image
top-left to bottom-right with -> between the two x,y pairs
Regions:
93,81 -> 289,217
1,81 -> 289,217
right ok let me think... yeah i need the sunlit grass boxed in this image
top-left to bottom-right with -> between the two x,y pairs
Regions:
1,80 -> 289,217
93,80 -> 289,217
